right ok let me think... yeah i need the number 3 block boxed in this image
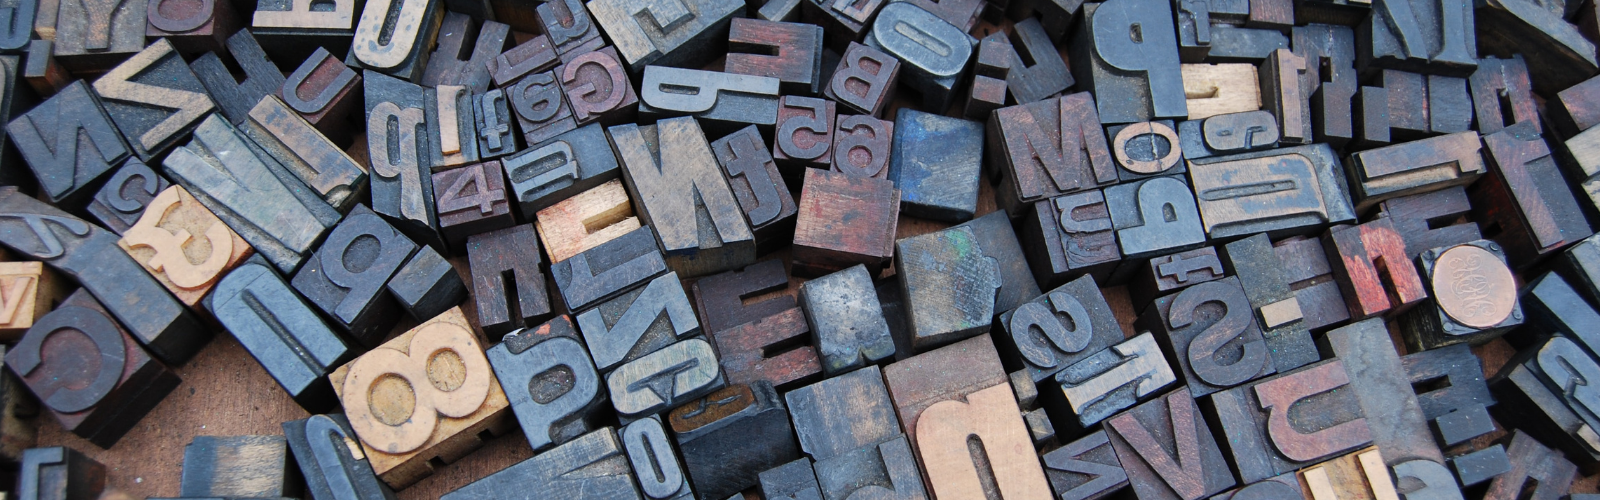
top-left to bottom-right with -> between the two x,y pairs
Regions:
329,306 -> 513,489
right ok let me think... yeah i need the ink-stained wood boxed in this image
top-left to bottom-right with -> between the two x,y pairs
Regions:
387,244 -> 466,322
240,95 -> 368,213
1070,0 -> 1186,124
668,382 -> 800,500
1130,246 -> 1225,309
422,13 -> 508,93
831,114 -> 892,180
1186,143 -> 1355,239
485,315 -> 606,452
957,210 -> 1040,316
189,31 -> 285,126
291,205 -> 417,347
117,185 -> 251,307
1322,319 -> 1445,467
281,48 -> 361,141
895,225 -> 1001,350
1553,73 -> 1600,138
898,0 -> 981,30
1050,332 -> 1177,431
1179,63 -> 1261,120
22,41 -> 69,98
86,159 -> 167,235
773,96 -> 834,179
1376,187 -> 1480,259
345,0 -> 443,82
92,39 -> 214,161
801,0 -> 882,53
1297,448 -> 1401,500
1136,277 -> 1274,397
508,70 -> 577,147
1476,0 -> 1598,92
6,81 -> 128,205
551,225 -> 665,314
364,72 -> 440,249
475,88 -> 517,159
1273,235 -> 1348,333
52,0 -> 145,73
488,34 -> 556,90
1469,56 -> 1538,136
7,289 -> 181,448
1347,134 -> 1484,212
823,42 -> 900,117
691,258 -> 792,336
1177,111 -> 1279,161
812,433 -> 928,500
1108,121 -> 1183,182
1322,218 -> 1427,319
1449,445 -> 1510,486
988,93 -> 1115,217
1208,360 -> 1373,483
577,272 -> 700,372
799,264 -> 893,376
178,435 -> 294,498
19,446 -> 106,500
1400,343 -> 1495,447
1291,24 -> 1356,149
432,161 -> 513,253
1260,49 -> 1310,145
1219,234 -> 1318,373
506,123 -> 622,218
1510,336 -> 1600,458
1105,175 -> 1207,260
760,458 -> 822,500
785,365 -> 900,462
621,416 -> 692,500
250,0 -> 357,64
535,0 -> 603,60
329,307 -> 513,490
889,109 -> 982,222
881,335 -> 1008,456
282,414 -> 396,500
604,337 -> 725,420
1041,430 -> 1128,500
1002,17 -> 1072,104
863,2 -> 974,111
613,118 -> 755,278
535,179 -> 639,265
0,261 -> 64,340
1104,387 -> 1235,500
557,47 -> 638,126
966,33 -> 1009,121
726,18 -> 825,95
587,0 -> 742,70
1482,430 -> 1577,500
1399,241 -> 1522,350
439,428 -> 641,500
711,125 -> 796,253
996,274 -> 1124,384
426,85 -> 481,171
0,0 -> 37,53
1470,122 -> 1594,266
1489,358 -> 1600,466
1019,189 -> 1119,287
209,255 -> 351,413
1358,0 -> 1476,76
466,224 -> 551,336
1389,459 -> 1461,500
694,260 -> 817,391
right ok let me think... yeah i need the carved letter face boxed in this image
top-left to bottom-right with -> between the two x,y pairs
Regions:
340,309 -> 493,454
118,185 -> 249,305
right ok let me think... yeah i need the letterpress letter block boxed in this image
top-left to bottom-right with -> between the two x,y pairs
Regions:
1477,0 -> 1595,91
1180,63 -> 1260,120
882,335 -> 1008,454
552,225 -> 666,313
589,0 -> 741,71
889,109 -> 981,222
613,118 -> 755,278
831,114 -> 891,180
761,458 -> 822,500
1178,110 -> 1280,161
1469,56 -> 1538,136
1481,431 -> 1577,499
1470,122 -> 1594,266
1399,240 -> 1523,350
579,272 -> 701,372
292,205 -> 418,346
346,0 -> 443,81
792,169 -> 898,277
915,382 -> 1052,499
179,435 -> 294,498
997,275 -> 1120,384
536,179 -> 640,265
802,0 -> 882,52
242,95 -> 368,213
1020,189 -> 1119,287
1297,448 -> 1402,500
87,159 -> 168,235
283,414 -> 396,500
1290,24 -> 1356,148
1346,131 -> 1484,210
824,42 -> 899,117
1051,332 -> 1178,430
118,185 -> 251,307
965,33 -> 1008,121
475,88 -> 516,159
694,261 -> 818,390
1273,235 -> 1349,333
53,0 -> 145,73
1359,0 -> 1475,75
1322,218 -> 1428,319
0,261 -> 63,340
1400,343 -> 1495,447
92,39 -> 215,161
0,0 -> 36,53
1109,121 -> 1183,182
22,41 -> 68,98
864,2 -> 973,111
507,123 -> 621,217
727,18 -> 824,95
1219,234 -> 1318,373
1323,319 -> 1445,467
487,315 -> 607,452
426,84 -> 480,170
787,365 -> 901,462
421,12 -> 508,92
895,225 -> 1001,350
432,161 -> 512,252
1129,247 -> 1225,308
773,96 -> 834,177
281,48 -> 361,140
605,338 -> 725,420
638,66 -> 781,137
190,31 -> 282,126
558,47 -> 638,126
1103,387 -> 1234,500
1105,175 -> 1206,260
622,415 -> 693,500
1376,187 -> 1480,259
364,72 -> 440,249
1137,277 -> 1274,397
669,382 -> 801,499
386,244 -> 466,322
509,70 -> 577,147
711,125 -> 797,253
441,428 -> 642,500
211,255 -> 351,412
466,223 -> 552,335
251,0 -> 357,63
6,82 -> 128,206
1070,0 -> 1186,123
1209,360 -> 1373,483
536,0 -> 603,59
19,447 -> 106,500
1186,143 -> 1355,239
799,264 -> 892,376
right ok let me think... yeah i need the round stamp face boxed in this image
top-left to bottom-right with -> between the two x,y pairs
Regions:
1432,245 -> 1516,329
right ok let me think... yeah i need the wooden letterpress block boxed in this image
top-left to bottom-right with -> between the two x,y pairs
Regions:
52,0 -> 145,73
1105,175 -> 1206,261
179,435 -> 295,498
1137,277 -> 1274,397
1175,0 -> 1243,61
1359,0 -> 1475,76
0,187 -> 205,364
958,210 -> 1041,315
1322,218 -> 1428,319
1389,459 -> 1462,499
1481,431 -> 1576,499
507,123 -> 621,218
695,260 -> 819,391
726,18 -> 824,95
1552,73 -> 1600,138
486,315 -> 607,452
690,258 -> 791,336
117,185 -> 251,307
283,414 -> 396,500
189,31 -> 283,126
1186,143 -> 1356,239
475,88 -> 516,159
1020,190 -> 1119,287
612,118 -> 755,278
895,225 -> 1001,350
292,205 -> 417,347
1323,319 -> 1445,467
1177,111 -> 1279,161
441,428 -> 641,500
760,458 -> 822,500
1449,445 -> 1510,486
551,225 -> 665,313
792,168 -> 897,277
799,264 -> 891,375
888,109 -> 980,222
1259,49 -> 1310,145
802,0 -> 883,52
823,42 -> 899,117
1108,120 -> 1183,182
0,0 -> 36,53
578,272 -> 701,372
1477,0 -> 1596,92
386,244 -> 465,322
210,255 -> 351,412
1208,360 -> 1373,483
86,159 -> 167,235
1000,17 -> 1072,104
606,338 -> 725,420
669,383 -> 801,500
92,39 -> 214,161
6,289 -> 181,448
1070,0 -> 1185,124
1129,246 -> 1224,309
250,0 -> 357,64
622,416 -> 693,500
1469,56 -> 1538,136
488,34 -> 556,89
863,2 -> 973,110
587,0 -> 742,70
1179,63 -> 1260,120
0,262 -> 64,340
1401,343 -> 1495,447
466,224 -> 551,335
18,447 -> 106,500
995,274 -> 1120,384
364,72 -> 440,249
1488,360 -> 1600,465
965,32 -> 1009,122
773,96 -> 834,178
813,434 -> 927,500
1050,332 -> 1177,430
1105,387 -> 1235,500
1376,187 -> 1480,259
1042,430 -> 1127,500
6,81 -> 127,206
536,0 -> 603,60
1297,448 -> 1401,500
1509,336 -> 1600,452
1525,270 -> 1600,356
535,179 -> 640,265
639,66 -> 780,138
509,70 -> 577,147
989,93 -> 1115,216
241,95 -> 368,213
345,0 -> 443,82
1347,130 -> 1483,210
711,125 -> 796,254
281,47 -> 361,141
1274,238 -> 1348,335
330,307 -> 512,489
421,12 -> 507,92
1399,240 -> 1522,350
1470,122 -> 1593,266
557,47 -> 638,126
1219,234 -> 1318,373
431,161 -> 512,252
22,40 -> 68,98
1291,24 -> 1356,148
0,55 -> 34,189
786,365 -> 900,462
831,114 -> 891,180
426,85 -> 480,170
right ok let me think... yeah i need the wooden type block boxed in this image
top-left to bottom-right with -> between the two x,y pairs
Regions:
1321,318 -> 1444,467
1107,121 -> 1183,182
363,72 -> 440,249
964,32 -> 1007,122
0,54 -> 34,190
1448,444 -> 1509,486
888,109 -> 980,222
798,264 -> 892,376
330,307 -> 512,489
862,2 -> 972,111
5,81 -> 127,206
426,84 -> 480,171
578,272 -> 700,372
291,205 -> 417,347
386,244 -> 465,321
1176,0 -> 1246,62
1179,63 -> 1260,121
897,0 -> 981,30
552,225 -> 665,313
6,289 -> 181,448
249,0 -> 357,65
0,262 -> 63,340
1476,0 -> 1597,92
913,382 -> 1051,499
881,335 -> 1008,453
1291,24 -> 1357,149
421,12 -> 508,93
509,70 -> 577,147
1259,49 -> 1310,145
1510,335 -> 1600,453
1104,175 -> 1206,260
812,433 -> 928,500
1482,431 -> 1577,500
1358,0 -> 1476,76
791,168 -> 897,277
116,185 -> 251,307
995,273 -> 1119,384
536,0 -> 603,60
1469,56 -> 1538,136
535,179 -> 639,265
760,458 -> 822,500
612,118 -> 755,278
1219,233 -> 1318,373
189,31 -> 282,126
241,95 -> 367,213
51,0 -> 144,73
1130,247 -> 1224,310
999,17 -> 1072,104
831,114 -> 891,180
475,88 -> 517,159
956,210 -> 1040,317
210,255 -> 351,412
726,18 -> 824,95
1186,143 -> 1355,239
669,382 -> 800,500
1552,73 -> 1600,138
466,224 -> 551,336
1104,387 -> 1235,500
710,125 -> 796,254
1428,76 -> 1474,135
894,225 -> 1001,350
823,42 -> 899,117
440,428 -> 642,500
1489,359 -> 1600,465
773,96 -> 834,178
1375,187 -> 1480,259
1322,218 -> 1428,320
1207,360 -> 1373,484
91,39 -> 214,160
281,47 -> 361,142
488,34 -> 556,91
1563,121 -> 1600,217
345,0 -> 443,82
1019,189 -> 1119,288
86,159 -> 168,235
507,123 -> 622,218
1176,111 -> 1279,161
588,0 -> 742,71
1352,69 -> 1423,145
18,446 -> 106,500
1525,271 -> 1600,359
605,337 -> 725,420
693,261 -> 817,390
0,186 -> 205,364
1049,331 -> 1177,431
759,0 -> 802,21
1274,239 -> 1347,335
1470,122 -> 1594,266
22,40 -> 68,98
431,161 -> 512,253
989,93 -> 1115,217
622,416 -> 693,500
1400,343 -> 1495,447
487,315 -> 607,452
0,0 -> 35,54
179,435 -> 295,498
557,47 -> 638,126
1041,430 -> 1127,500
1070,0 -> 1186,124
691,258 -> 791,336
283,414 -> 397,500
1399,240 -> 1523,349
801,0 -> 883,53
1136,277 -> 1274,397
1348,128 -> 1484,206
1296,448 -> 1400,500
785,365 -> 900,462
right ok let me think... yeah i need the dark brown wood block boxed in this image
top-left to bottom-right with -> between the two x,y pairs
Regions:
1219,233 -> 1318,373
773,96 -> 834,179
178,435 -> 295,498
1050,332 -> 1177,431
1476,0 -> 1598,92
344,0 -> 443,82
422,12 -> 508,93
86,159 -> 169,235
1187,143 -> 1355,240
1272,235 -> 1349,333
535,0 -> 603,60
1291,24 -> 1356,149
1469,55 -> 1539,136
190,30 -> 281,128
726,18 -> 824,95
1136,277 -> 1274,397
1322,218 -> 1428,319
150,0 -> 237,60
711,125 -> 797,255
994,274 -> 1121,383
669,382 -> 800,500
488,34 -> 557,88
1019,189 -> 1119,288
1399,240 -> 1523,350
18,446 -> 106,500
1104,387 -> 1235,500
433,160 -> 513,253
485,315 -> 607,452
989,93 -> 1115,216
1400,343 -> 1496,447
1042,430 -> 1128,500
823,42 -> 899,117
52,0 -> 145,73
22,40 -> 69,98
1376,186 -> 1481,259
1482,431 -> 1577,500
281,47 -> 361,141
1552,73 -> 1600,138
1208,360 -> 1372,483
426,84 -> 480,170
241,94 -> 368,213
91,38 -> 215,161
467,224 -> 552,336
549,224 -> 664,312
557,46 -> 637,126
785,365 -> 901,463
509,70 -> 577,148
364,71 -> 441,249
1358,0 -> 1475,76
1129,246 -> 1224,310
791,165 -> 897,278
1470,122 -> 1594,266
612,118 -> 755,278
585,0 -> 741,71
6,81 -> 128,206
